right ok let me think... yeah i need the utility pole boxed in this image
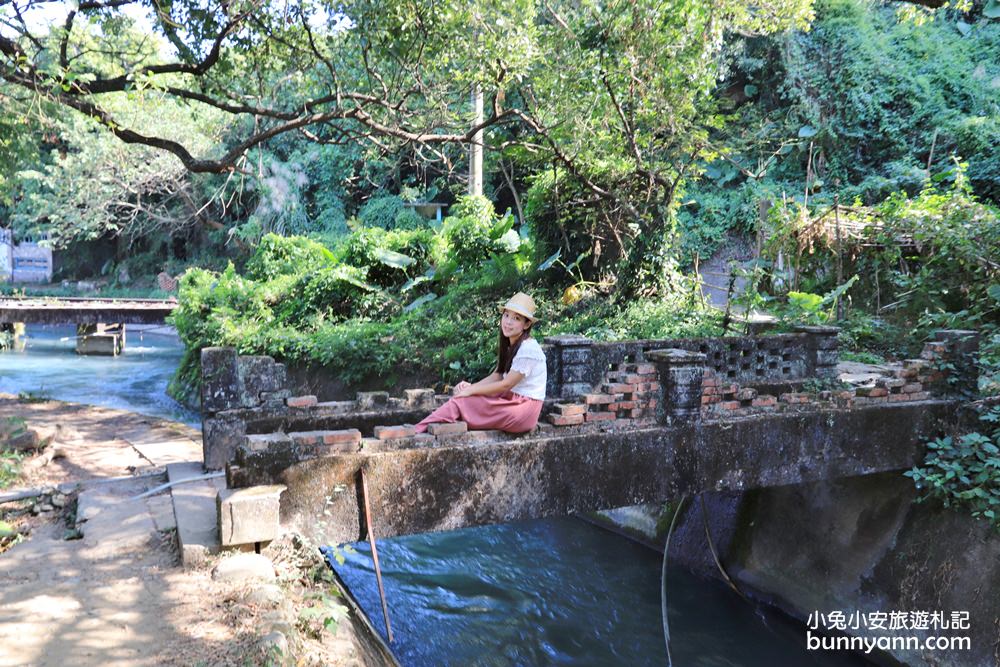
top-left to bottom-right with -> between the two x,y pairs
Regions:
469,84 -> 483,196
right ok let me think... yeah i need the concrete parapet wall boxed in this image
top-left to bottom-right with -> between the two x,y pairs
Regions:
229,400 -> 962,545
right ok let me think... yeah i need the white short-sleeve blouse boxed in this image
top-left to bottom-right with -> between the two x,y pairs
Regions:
505,337 -> 547,400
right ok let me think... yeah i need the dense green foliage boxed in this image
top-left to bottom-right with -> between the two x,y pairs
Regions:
678,0 -> 1000,263
168,227 -> 720,403
905,404 -> 1000,531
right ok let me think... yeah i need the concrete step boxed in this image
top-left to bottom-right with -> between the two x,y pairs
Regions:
167,462 -> 226,568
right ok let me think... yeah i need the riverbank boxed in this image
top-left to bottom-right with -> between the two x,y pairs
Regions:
0,397 -> 379,666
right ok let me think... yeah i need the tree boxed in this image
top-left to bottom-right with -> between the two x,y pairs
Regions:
1,0 -> 818,295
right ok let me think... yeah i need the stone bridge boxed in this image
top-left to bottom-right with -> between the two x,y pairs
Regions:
199,327 -> 979,550
0,297 -> 176,355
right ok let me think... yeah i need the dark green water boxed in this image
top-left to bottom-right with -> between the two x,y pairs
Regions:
326,517 -> 872,667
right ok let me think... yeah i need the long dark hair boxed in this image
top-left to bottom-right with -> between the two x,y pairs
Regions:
495,320 -> 533,374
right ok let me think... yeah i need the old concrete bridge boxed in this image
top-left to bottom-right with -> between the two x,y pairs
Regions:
0,297 -> 176,355
199,326 -> 980,552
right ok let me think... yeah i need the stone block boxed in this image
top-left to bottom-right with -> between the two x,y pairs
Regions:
238,356 -> 287,405
217,485 -> 285,547
876,377 -> 906,390
374,425 -> 416,440
900,383 -> 923,394
201,347 -> 241,413
427,421 -> 468,436
562,364 -> 591,383
561,383 -> 593,399
356,391 -> 390,410
245,433 -> 292,452
286,395 -> 318,408
735,387 -> 758,402
404,388 -> 436,408
317,441 -> 361,455
549,414 -> 585,426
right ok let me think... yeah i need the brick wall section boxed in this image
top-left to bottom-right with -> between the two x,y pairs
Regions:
544,325 -> 838,401
208,329 -> 980,473
700,338 -> 962,419
546,361 -> 660,428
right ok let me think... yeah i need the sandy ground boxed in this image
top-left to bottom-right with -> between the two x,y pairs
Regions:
0,397 -> 374,667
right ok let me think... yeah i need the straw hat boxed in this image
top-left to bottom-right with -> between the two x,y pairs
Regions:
499,292 -> 538,323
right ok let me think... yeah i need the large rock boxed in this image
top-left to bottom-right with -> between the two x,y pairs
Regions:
212,553 -> 276,582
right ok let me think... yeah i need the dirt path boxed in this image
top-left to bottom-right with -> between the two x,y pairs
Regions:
0,397 -> 375,667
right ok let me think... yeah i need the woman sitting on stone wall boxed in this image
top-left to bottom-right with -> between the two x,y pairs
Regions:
414,292 -> 546,434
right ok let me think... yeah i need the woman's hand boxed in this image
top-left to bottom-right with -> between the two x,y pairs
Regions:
453,381 -> 472,396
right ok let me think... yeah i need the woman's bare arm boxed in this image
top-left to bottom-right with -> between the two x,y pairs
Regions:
457,371 -> 523,398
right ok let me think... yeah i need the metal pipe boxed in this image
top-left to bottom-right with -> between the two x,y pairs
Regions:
360,467 -> 394,643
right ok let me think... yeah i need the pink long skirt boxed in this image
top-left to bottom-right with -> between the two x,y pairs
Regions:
414,391 -> 543,434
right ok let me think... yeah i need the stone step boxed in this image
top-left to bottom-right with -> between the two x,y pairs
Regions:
168,462 -> 226,568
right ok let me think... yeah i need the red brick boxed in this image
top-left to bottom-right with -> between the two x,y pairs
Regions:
621,374 -> 646,384
583,393 -> 615,405
427,421 -> 468,436
889,392 -> 912,402
374,425 -> 416,440
855,386 -> 888,398
610,401 -> 637,410
628,363 -> 657,375
554,403 -> 587,416
628,408 -> 647,418
288,431 -> 323,445
548,414 -> 585,426
286,395 -> 318,408
323,429 -> 362,445
719,401 -> 741,410
900,383 -> 923,394
752,395 -> 778,407
702,386 -> 719,397
779,392 -> 809,403
701,395 -> 721,405
720,384 -> 739,396
585,411 -> 617,422
909,391 -> 931,400
604,383 -> 635,394
837,390 -> 856,399
702,377 -> 719,389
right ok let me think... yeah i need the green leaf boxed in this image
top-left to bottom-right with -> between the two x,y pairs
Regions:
403,292 -> 437,312
537,249 -> 561,271
984,0 -> 1000,19
743,84 -> 758,97
798,125 -> 817,138
373,248 -> 416,269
